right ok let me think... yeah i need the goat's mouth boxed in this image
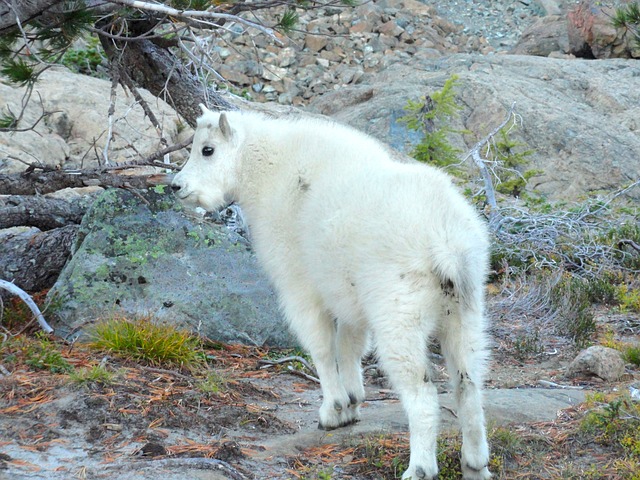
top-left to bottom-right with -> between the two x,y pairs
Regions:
193,194 -> 230,214
174,190 -> 191,200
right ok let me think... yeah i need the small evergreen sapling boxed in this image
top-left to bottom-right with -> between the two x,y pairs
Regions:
398,74 -> 467,169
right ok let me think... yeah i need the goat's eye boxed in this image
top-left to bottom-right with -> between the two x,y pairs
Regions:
202,146 -> 215,157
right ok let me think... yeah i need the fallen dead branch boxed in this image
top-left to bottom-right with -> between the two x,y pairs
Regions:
258,355 -> 320,383
0,169 -> 171,196
0,280 -> 53,334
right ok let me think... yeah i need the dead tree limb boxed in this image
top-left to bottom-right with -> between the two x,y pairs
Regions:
619,239 -> 640,254
0,224 -> 78,292
463,101 -> 518,225
0,279 -> 53,333
0,195 -> 91,230
0,170 -> 170,195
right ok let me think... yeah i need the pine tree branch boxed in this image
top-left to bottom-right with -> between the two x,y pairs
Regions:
105,0 -> 282,42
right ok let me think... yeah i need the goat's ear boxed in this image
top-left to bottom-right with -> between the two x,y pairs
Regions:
199,103 -> 210,115
219,112 -> 234,140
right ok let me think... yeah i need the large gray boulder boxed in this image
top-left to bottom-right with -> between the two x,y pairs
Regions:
0,67 -> 189,173
48,188 -> 295,347
308,53 -> 640,201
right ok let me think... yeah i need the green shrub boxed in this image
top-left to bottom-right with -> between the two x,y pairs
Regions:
622,345 -> 640,367
617,284 -> 640,313
488,128 -> 539,199
513,329 -> 543,361
551,275 -> 596,348
580,393 -> 640,462
603,222 -> 640,271
60,36 -> 105,76
585,274 -> 621,306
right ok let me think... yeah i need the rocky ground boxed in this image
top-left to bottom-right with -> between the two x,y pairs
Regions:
1,294 -> 639,480
214,0 -> 570,105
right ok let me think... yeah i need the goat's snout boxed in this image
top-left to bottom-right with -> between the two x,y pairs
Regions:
170,183 -> 182,192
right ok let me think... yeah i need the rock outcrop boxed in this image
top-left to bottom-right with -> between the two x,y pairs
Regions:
307,53 -> 640,201
567,0 -> 640,59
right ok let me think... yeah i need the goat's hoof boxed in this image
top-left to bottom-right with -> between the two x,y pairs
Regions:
402,466 -> 435,479
318,398 -> 361,430
462,462 -> 491,480
317,416 -> 359,430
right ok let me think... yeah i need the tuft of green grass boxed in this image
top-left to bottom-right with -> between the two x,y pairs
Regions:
89,315 -> 204,369
622,345 -> 640,367
69,364 -> 117,386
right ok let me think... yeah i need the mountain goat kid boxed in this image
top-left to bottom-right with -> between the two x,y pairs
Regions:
171,107 -> 492,480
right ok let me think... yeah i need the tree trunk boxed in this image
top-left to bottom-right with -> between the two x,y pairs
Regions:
99,34 -> 235,126
0,170 -> 171,195
0,225 -> 78,293
0,195 -> 92,230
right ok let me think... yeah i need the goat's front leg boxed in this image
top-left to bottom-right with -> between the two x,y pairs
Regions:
281,293 -> 356,429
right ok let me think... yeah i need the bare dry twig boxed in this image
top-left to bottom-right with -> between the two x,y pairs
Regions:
258,355 -> 320,383
0,279 -> 53,334
107,0 -> 282,42
463,101 -> 518,223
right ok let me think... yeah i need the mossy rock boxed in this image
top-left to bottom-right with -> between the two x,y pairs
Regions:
48,188 -> 295,347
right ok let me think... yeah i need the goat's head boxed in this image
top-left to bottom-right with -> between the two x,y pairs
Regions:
172,106 -> 241,212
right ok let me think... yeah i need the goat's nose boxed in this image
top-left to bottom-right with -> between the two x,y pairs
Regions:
171,183 -> 181,192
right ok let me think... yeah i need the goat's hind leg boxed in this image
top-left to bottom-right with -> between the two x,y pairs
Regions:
367,299 -> 440,479
439,307 -> 491,479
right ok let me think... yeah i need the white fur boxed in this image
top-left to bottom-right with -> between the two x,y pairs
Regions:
173,108 -> 492,479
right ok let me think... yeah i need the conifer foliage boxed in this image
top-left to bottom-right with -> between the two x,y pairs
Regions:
613,2 -> 640,51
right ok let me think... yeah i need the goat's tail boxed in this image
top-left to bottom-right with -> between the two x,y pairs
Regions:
430,239 -> 487,309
